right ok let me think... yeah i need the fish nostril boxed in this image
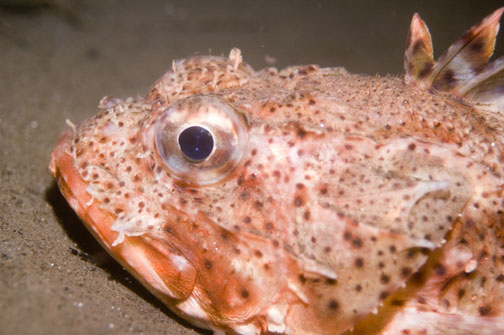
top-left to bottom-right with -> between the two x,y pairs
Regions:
178,126 -> 214,162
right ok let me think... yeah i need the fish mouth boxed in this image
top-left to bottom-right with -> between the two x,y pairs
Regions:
48,131 -> 162,295
49,131 -> 200,307
49,130 -> 119,249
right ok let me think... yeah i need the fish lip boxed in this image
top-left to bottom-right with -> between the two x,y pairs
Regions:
49,130 -> 201,303
49,130 -> 119,249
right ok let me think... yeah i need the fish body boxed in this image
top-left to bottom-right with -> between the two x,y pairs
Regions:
50,9 -> 504,335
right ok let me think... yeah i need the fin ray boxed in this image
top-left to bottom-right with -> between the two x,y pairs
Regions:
404,13 -> 435,87
404,8 -> 504,114
431,7 -> 503,91
461,56 -> 504,115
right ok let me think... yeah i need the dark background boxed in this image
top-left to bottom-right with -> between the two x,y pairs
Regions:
1,1 -> 502,334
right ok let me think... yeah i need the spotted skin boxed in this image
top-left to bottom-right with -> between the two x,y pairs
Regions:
50,10 -> 504,335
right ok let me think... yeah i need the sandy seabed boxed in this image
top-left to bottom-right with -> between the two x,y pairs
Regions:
1,1 -> 502,334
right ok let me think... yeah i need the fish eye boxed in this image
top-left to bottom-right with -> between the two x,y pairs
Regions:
178,125 -> 214,162
155,95 -> 247,186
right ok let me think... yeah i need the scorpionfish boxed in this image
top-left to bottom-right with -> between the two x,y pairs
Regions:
50,8 -> 504,335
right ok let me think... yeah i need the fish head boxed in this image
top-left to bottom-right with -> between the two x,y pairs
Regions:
49,14 -> 504,331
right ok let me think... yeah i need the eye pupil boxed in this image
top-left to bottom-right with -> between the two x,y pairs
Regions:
178,126 -> 214,162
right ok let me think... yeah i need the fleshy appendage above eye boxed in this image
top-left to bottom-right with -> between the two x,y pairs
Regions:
155,95 -> 247,186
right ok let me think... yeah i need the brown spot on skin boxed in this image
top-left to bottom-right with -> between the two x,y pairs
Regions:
240,289 -> 249,299
164,226 -> 175,235
326,278 -> 337,285
457,288 -> 465,299
407,249 -> 417,259
204,259 -> 212,270
297,128 -> 306,139
355,284 -> 362,292
380,274 -> 390,284
480,276 -> 487,287
434,263 -> 446,276
479,249 -> 488,260
355,257 -> 364,268
401,267 -> 412,278
303,210 -> 311,220
343,231 -> 352,240
352,237 -> 363,248
379,291 -> 389,300
328,299 -> 339,311
254,250 -> 263,258
294,196 -> 304,207
324,246 -> 332,253
408,143 -> 416,151
479,305 -> 491,316
240,190 -> 250,201
298,274 -> 307,284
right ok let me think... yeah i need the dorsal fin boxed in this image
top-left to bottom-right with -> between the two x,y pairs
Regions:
405,8 -> 504,114
404,13 -> 435,87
